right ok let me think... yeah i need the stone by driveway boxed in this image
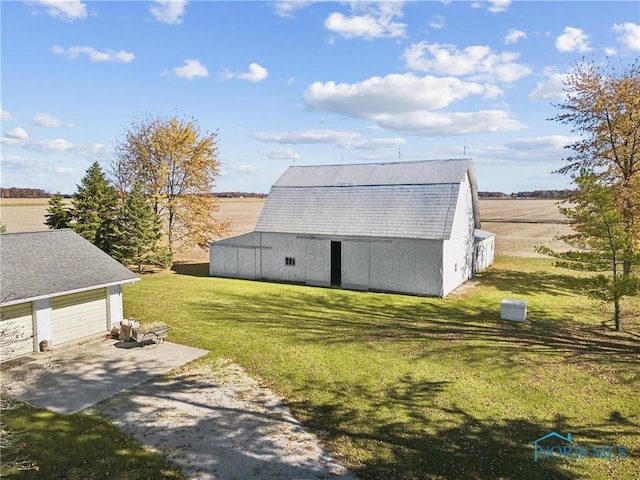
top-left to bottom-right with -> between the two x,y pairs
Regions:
2,337 -> 208,414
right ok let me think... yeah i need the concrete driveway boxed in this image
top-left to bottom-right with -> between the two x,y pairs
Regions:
1,337 -> 208,414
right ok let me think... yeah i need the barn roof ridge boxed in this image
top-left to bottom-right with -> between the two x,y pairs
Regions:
255,158 -> 481,239
285,158 -> 472,169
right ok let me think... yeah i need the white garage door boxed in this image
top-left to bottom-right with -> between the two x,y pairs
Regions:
52,290 -> 107,345
0,303 -> 35,360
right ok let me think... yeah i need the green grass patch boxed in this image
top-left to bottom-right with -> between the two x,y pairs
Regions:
1,402 -> 184,479
121,256 -> 640,479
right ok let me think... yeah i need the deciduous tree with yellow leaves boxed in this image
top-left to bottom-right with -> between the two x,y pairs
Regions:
539,59 -> 639,331
113,115 -> 228,255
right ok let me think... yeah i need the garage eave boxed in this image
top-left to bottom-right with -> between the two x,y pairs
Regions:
0,277 -> 139,308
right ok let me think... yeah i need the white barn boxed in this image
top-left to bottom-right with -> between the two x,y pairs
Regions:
0,230 -> 138,361
209,159 -> 494,297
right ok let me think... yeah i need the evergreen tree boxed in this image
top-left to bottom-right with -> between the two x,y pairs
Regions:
71,162 -> 118,252
45,193 -> 71,229
112,181 -> 168,272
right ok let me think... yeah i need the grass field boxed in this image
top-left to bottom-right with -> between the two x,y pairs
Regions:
120,257 -> 639,479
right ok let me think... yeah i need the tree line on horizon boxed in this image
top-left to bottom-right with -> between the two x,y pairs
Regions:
478,190 -> 574,199
2,188 -> 575,200
0,188 -> 267,199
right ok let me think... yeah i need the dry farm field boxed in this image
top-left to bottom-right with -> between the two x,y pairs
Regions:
0,197 -> 571,260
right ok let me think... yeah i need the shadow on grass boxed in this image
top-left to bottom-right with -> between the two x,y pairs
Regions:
171,262 -> 209,277
1,402 -> 184,479
481,268 -> 600,298
125,261 -> 640,479
290,380 -> 637,480
186,274 -> 640,367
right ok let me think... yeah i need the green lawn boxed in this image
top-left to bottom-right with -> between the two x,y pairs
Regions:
118,256 -> 639,480
1,403 -> 184,479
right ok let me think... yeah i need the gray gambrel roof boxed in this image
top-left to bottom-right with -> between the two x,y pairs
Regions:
0,229 -> 138,307
255,159 -> 481,240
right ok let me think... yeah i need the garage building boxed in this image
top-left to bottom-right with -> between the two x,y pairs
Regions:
0,229 -> 138,361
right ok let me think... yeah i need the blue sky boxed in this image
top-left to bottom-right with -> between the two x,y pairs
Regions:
1,1 -> 639,194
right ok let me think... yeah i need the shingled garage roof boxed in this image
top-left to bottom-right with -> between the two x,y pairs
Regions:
255,159 -> 480,240
0,229 -> 138,307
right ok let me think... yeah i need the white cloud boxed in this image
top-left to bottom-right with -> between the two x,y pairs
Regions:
32,113 -> 72,128
30,0 -> 87,21
239,63 -> 269,82
1,108 -> 12,121
305,73 -> 499,118
349,137 -> 406,150
253,129 -> 406,150
555,27 -> 592,53
505,135 -> 578,151
222,63 -> 268,83
259,147 -> 301,161
429,14 -> 445,30
403,42 -> 531,83
150,0 -> 188,25
324,2 -> 406,40
488,0 -> 511,13
236,165 -> 260,173
372,110 -> 525,137
271,1 -> 315,18
24,138 -> 75,152
613,22 -> 640,51
170,59 -> 209,79
52,45 -> 135,63
0,154 -> 38,169
254,129 -> 359,146
528,69 -> 567,101
1,133 -> 113,161
504,29 -> 526,44
5,127 -> 29,140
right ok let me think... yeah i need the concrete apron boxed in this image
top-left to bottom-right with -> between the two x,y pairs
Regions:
1,338 -> 209,414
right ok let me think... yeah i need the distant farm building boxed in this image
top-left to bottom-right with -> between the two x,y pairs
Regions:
209,159 -> 494,297
0,230 -> 138,361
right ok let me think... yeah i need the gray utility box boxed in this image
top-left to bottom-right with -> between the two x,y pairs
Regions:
501,299 -> 528,322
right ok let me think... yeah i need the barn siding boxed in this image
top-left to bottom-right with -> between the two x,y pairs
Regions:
210,233 -> 262,279
442,173 -> 476,296
304,237 -> 331,287
211,234 -> 446,296
209,160 -> 492,298
342,240 -> 370,290
474,231 -> 495,273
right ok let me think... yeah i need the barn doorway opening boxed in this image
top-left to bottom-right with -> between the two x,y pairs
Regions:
331,241 -> 342,287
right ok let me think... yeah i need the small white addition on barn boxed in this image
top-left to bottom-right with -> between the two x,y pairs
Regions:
210,159 -> 494,297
